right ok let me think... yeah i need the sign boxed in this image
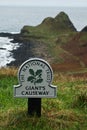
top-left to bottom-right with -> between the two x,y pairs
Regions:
14,58 -> 57,98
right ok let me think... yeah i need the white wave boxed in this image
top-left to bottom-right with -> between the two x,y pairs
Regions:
0,37 -> 19,67
11,32 -> 20,34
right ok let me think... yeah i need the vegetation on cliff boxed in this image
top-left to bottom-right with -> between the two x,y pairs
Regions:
21,12 -> 76,35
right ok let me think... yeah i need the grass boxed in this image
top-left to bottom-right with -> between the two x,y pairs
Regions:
0,67 -> 87,130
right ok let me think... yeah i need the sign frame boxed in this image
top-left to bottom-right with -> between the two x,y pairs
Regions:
14,58 -> 57,98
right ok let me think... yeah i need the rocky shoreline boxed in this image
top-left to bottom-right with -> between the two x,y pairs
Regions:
0,32 -> 32,67
1,11 -> 87,70
0,12 -> 77,67
8,39 -> 42,67
0,32 -> 51,67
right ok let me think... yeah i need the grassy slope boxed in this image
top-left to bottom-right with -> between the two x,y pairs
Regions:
62,32 -> 87,66
0,68 -> 87,130
19,12 -> 87,73
21,25 -> 86,73
20,21 -> 87,73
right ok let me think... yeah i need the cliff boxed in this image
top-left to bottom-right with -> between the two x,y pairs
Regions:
2,11 -> 87,74
20,11 -> 76,37
38,12 -> 76,32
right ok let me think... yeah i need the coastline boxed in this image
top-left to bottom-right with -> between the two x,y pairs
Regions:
8,39 -> 36,67
0,33 -> 50,67
0,28 -> 52,67
0,35 -> 20,67
0,10 -> 87,71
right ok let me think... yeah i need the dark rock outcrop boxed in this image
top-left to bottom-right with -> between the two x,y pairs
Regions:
8,39 -> 51,67
0,32 -> 13,38
81,26 -> 87,32
8,40 -> 35,67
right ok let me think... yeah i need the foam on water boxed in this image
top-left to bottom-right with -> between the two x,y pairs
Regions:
0,37 -> 19,67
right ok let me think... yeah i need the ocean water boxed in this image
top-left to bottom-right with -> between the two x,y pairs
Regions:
0,6 -> 87,67
0,6 -> 87,33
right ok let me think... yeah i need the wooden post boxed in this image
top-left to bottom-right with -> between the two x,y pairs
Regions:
28,98 -> 41,117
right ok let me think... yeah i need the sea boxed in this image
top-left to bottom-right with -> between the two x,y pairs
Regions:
0,6 -> 87,67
